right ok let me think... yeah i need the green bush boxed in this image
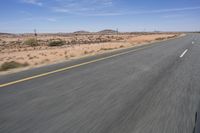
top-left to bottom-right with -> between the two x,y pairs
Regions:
24,38 -> 38,46
0,61 -> 29,71
48,40 -> 66,47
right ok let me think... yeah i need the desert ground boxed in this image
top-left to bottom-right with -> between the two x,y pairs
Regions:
0,32 -> 181,74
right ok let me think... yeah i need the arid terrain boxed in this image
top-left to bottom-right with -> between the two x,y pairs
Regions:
0,32 -> 181,74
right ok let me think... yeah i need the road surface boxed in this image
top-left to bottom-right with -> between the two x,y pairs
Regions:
0,34 -> 200,133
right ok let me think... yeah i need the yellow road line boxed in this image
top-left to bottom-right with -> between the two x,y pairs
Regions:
0,44 -> 155,88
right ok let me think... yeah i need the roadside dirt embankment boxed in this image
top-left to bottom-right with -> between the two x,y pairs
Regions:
0,33 -> 181,74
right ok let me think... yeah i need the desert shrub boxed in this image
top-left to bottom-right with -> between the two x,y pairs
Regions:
167,35 -> 177,39
155,37 -> 165,41
70,40 -> 76,45
100,47 -> 115,51
48,39 -> 66,46
0,61 -> 29,71
116,37 -> 124,41
24,38 -> 38,46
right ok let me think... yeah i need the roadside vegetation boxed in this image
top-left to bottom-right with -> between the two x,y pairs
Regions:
155,37 -> 166,41
48,39 -> 66,46
24,38 -> 38,46
0,61 -> 29,71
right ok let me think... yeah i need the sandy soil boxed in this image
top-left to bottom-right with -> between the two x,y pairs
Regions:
0,33 -> 181,74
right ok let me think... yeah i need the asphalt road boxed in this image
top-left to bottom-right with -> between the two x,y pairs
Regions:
1,34 -> 200,133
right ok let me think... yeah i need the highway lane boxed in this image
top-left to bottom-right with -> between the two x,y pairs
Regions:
0,34 -> 200,133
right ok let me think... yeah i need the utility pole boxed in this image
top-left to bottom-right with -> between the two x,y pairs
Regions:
116,28 -> 119,35
143,28 -> 146,33
34,29 -> 37,38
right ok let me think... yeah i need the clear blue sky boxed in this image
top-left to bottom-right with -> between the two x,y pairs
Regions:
1,0 -> 200,33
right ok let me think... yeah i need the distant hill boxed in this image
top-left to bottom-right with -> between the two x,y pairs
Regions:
0,33 -> 14,36
73,31 -> 91,34
98,29 -> 118,34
